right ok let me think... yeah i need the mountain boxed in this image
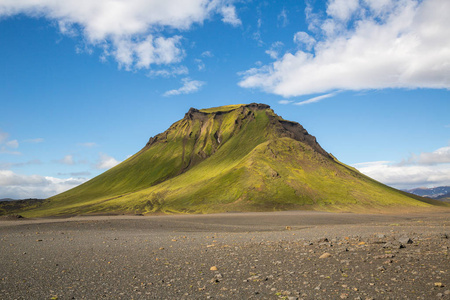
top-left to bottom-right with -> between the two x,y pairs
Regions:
436,194 -> 450,202
404,186 -> 450,199
0,199 -> 44,216
12,103 -> 448,217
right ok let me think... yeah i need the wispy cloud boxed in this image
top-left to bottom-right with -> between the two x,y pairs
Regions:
0,130 -> 8,144
277,8 -> 288,27
293,31 -> 316,51
57,171 -> 92,177
294,92 -> 336,106
148,66 -> 189,78
24,138 -> 44,144
96,153 -> 120,170
77,142 -> 97,148
240,0 -> 450,97
201,51 -> 213,58
0,159 -> 42,170
265,41 -> 284,59
0,130 -> 21,155
194,59 -> 205,71
5,140 -> 18,149
220,5 -> 242,27
0,148 -> 21,155
252,8 -> 264,47
278,100 -> 293,105
57,155 -> 75,165
164,78 -> 205,97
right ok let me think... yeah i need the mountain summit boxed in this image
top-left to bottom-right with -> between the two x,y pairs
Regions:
23,103 -> 443,216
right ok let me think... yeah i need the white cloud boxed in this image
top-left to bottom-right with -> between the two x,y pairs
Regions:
148,65 -> 189,78
326,0 -> 359,22
0,159 -> 42,170
194,51 -> 214,71
352,161 -> 393,168
294,92 -> 337,106
0,170 -> 88,199
293,31 -> 316,51
77,142 -> 97,148
304,1 -> 321,33
201,51 -> 213,57
0,0 -> 239,70
24,138 -> 44,143
194,58 -> 206,71
57,171 -> 92,177
353,160 -> 450,190
278,100 -> 293,105
110,34 -> 185,70
405,146 -> 450,165
354,144 -> 450,189
265,41 -> 284,59
57,155 -> 74,165
220,5 -> 241,27
363,0 -> 396,16
135,35 -> 184,69
164,78 -> 205,96
0,148 -> 21,155
96,153 -> 120,170
0,132 -> 21,155
252,14 -> 263,46
239,0 -> 450,97
0,130 -> 9,144
277,8 -> 288,27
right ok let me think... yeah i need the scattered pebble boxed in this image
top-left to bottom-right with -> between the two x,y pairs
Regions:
319,252 -> 331,259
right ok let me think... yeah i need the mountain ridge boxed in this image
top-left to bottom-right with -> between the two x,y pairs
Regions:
404,186 -> 450,201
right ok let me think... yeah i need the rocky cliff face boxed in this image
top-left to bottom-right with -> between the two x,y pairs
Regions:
146,103 -> 329,160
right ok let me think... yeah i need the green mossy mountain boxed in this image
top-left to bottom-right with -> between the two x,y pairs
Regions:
20,103 -> 447,217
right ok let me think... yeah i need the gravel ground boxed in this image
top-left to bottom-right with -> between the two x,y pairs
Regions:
0,211 -> 449,299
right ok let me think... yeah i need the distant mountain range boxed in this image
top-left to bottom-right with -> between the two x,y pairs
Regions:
404,186 -> 450,201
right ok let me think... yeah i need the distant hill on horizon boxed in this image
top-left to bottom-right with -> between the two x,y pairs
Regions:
0,198 -> 45,216
0,198 -> 15,202
3,103 -> 447,217
404,186 -> 450,200
0,198 -> 44,202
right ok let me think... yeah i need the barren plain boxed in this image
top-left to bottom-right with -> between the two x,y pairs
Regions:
1,211 -> 449,299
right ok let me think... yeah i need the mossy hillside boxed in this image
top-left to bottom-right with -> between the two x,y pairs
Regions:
19,103 -> 447,217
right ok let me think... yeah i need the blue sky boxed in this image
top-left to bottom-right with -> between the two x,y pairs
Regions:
0,0 -> 449,199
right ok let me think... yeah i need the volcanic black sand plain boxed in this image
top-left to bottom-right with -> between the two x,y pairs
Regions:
1,210 -> 449,299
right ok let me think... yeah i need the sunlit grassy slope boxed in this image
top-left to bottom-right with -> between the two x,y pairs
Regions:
21,103 -> 447,217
